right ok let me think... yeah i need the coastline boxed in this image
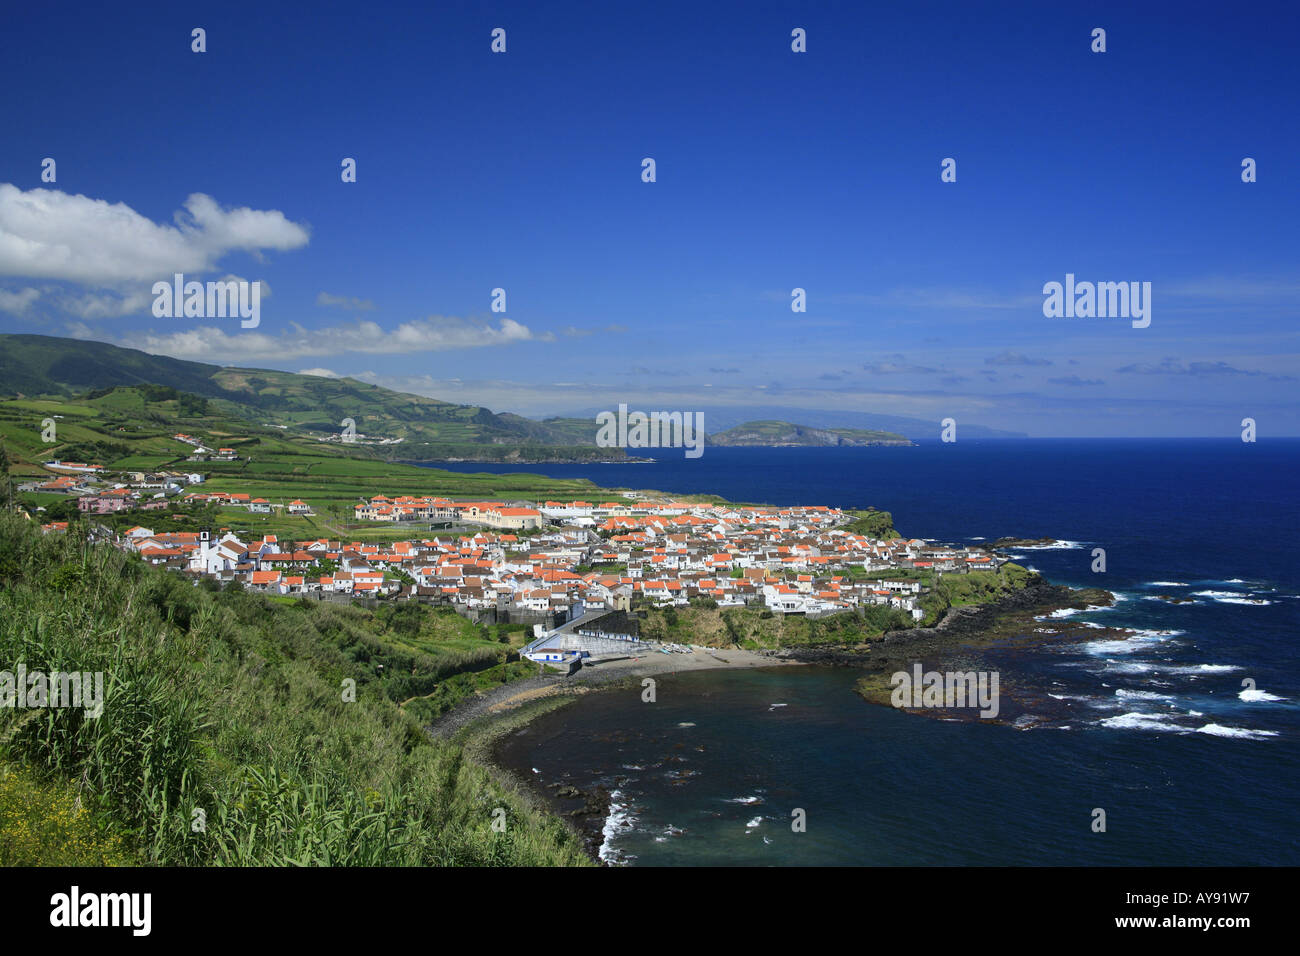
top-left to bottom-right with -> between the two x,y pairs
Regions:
769,580 -> 1114,673
429,579 -> 1109,864
429,647 -> 799,863
428,645 -> 797,740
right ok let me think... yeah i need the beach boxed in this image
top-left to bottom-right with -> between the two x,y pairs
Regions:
426,579 -> 1114,862
427,645 -> 802,740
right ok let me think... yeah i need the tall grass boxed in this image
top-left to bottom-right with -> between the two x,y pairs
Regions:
0,516 -> 588,866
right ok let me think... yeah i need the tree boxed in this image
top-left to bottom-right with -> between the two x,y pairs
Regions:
43,498 -> 81,525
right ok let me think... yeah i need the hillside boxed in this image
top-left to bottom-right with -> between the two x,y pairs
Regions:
0,387 -> 638,537
0,514 -> 589,865
0,385 -> 733,546
708,420 -> 914,447
0,334 -> 619,462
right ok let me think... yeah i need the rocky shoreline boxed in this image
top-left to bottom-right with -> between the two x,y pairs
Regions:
428,647 -> 795,864
764,580 -> 1113,674
987,536 -> 1061,549
430,578 -> 1109,864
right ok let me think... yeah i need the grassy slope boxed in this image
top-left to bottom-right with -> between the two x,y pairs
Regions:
0,333 -> 612,458
638,563 -> 1037,649
2,389 -> 730,547
0,389 -> 619,505
639,602 -> 917,648
0,516 -> 588,866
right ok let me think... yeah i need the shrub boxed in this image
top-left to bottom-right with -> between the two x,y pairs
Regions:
0,515 -> 588,867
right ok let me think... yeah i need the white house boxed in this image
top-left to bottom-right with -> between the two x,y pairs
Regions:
190,532 -> 249,575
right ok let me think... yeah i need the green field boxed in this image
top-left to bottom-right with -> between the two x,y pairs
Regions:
2,388 -> 736,547
0,388 -> 662,518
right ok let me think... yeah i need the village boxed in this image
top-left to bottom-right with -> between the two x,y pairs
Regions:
33,475 -> 1009,660
18,425 -> 1009,668
19,432 -> 247,513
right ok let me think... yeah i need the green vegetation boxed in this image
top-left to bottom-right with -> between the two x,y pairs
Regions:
914,564 -> 1036,625
402,660 -> 539,724
0,385 -> 641,532
844,508 -> 900,539
390,442 -> 623,463
0,763 -> 132,865
0,516 -> 588,865
707,420 -> 912,446
635,563 -> 1037,644
0,333 -> 621,462
637,601 -> 916,649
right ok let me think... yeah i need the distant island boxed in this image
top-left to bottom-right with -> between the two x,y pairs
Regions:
708,420 -> 914,447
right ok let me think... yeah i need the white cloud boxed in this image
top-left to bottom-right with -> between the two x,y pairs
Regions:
0,286 -> 40,314
862,360 -> 944,375
60,288 -> 155,319
55,274 -> 270,320
298,368 -> 339,378
118,315 -> 549,361
223,275 -> 271,297
0,185 -> 309,284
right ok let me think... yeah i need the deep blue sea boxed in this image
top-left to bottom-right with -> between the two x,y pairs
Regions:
432,440 -> 1300,865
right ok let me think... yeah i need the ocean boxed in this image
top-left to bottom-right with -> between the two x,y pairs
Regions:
429,439 -> 1300,865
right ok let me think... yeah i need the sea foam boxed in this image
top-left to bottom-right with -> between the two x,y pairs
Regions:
1099,712 -> 1186,733
598,790 -> 636,865
1239,688 -> 1286,703
1195,723 -> 1279,740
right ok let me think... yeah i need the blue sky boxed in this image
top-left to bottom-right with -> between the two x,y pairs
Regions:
1,0 -> 1297,436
